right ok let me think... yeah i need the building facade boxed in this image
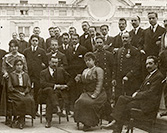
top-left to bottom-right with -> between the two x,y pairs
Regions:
0,0 -> 167,50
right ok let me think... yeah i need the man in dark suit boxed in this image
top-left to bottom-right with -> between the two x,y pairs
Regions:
18,32 -> 28,54
113,32 -> 141,103
69,33 -> 87,109
24,34 -> 48,116
143,12 -> 165,56
54,26 -> 62,46
0,49 -> 6,100
40,56 -> 71,128
59,32 -> 73,71
46,39 -> 68,67
79,21 -> 90,46
130,16 -> 144,51
100,24 -> 114,52
84,26 -> 97,52
112,18 -> 127,51
29,27 -> 46,51
46,27 -> 57,50
105,56 -> 164,133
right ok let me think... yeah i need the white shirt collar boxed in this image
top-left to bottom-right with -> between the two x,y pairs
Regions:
134,26 -> 140,34
150,69 -> 157,77
74,43 -> 80,51
31,45 -> 38,51
62,44 -> 69,50
49,67 -> 54,76
151,23 -> 158,32
120,30 -> 127,36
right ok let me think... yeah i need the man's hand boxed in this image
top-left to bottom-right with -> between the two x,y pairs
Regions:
61,85 -> 68,90
132,92 -> 138,97
156,40 -> 161,46
140,50 -> 145,55
3,72 -> 9,78
75,74 -> 81,82
42,63 -> 46,68
122,76 -> 128,84
20,92 -> 25,96
112,80 -> 117,86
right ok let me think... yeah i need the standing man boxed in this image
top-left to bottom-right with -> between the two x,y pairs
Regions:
29,27 -> 46,51
112,18 -> 127,50
46,39 -> 68,67
24,35 -> 48,116
130,15 -> 144,51
68,34 -> 87,109
100,24 -> 114,52
143,12 -> 165,56
94,36 -> 114,121
113,32 -> 141,103
79,21 -> 90,46
18,32 -> 28,54
84,26 -> 97,52
46,27 -> 56,50
54,26 -> 62,46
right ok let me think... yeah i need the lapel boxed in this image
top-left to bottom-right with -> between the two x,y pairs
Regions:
152,25 -> 160,39
148,26 -> 153,38
46,68 -> 53,79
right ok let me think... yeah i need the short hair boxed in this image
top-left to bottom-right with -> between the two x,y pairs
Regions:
100,24 -> 109,29
148,12 -> 158,18
49,56 -> 59,61
12,32 -> 17,36
119,18 -> 127,24
95,36 -> 104,42
89,26 -> 96,31
136,15 -> 141,22
69,27 -> 76,31
62,32 -> 69,38
9,40 -> 19,47
54,26 -> 61,32
14,58 -> 24,67
48,27 -> 55,31
84,52 -> 96,61
82,21 -> 90,26
19,32 -> 25,36
71,34 -> 80,39
30,34 -> 39,41
146,56 -> 158,64
33,27 -> 40,30
50,39 -> 58,44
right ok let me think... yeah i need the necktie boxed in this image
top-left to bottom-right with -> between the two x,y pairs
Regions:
134,28 -> 136,34
151,26 -> 154,33
32,46 -> 35,52
53,68 -> 57,78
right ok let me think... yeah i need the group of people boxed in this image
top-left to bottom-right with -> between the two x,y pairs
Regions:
0,11 -> 166,132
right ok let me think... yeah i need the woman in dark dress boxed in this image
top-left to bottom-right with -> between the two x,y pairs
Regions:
8,59 -> 35,129
74,52 -> 107,131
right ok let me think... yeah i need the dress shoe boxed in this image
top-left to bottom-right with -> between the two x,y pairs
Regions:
45,121 -> 51,128
83,125 -> 91,132
101,120 -> 116,129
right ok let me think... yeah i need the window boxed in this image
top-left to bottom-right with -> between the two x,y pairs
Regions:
59,10 -> 67,16
20,0 -> 28,4
20,10 -> 28,15
58,1 -> 66,4
135,3 -> 142,6
18,26 -> 30,37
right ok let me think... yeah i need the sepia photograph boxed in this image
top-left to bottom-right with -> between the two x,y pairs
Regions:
0,0 -> 167,133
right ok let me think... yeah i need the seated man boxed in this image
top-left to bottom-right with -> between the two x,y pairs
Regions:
103,56 -> 164,133
40,56 -> 71,128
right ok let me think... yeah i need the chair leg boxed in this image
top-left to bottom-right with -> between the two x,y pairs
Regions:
40,104 -> 42,123
59,115 -> 61,124
65,109 -> 69,122
31,116 -> 33,126
130,118 -> 134,133
77,122 -> 79,130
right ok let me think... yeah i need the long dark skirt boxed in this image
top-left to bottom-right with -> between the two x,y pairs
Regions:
74,90 -> 107,127
8,92 -> 35,118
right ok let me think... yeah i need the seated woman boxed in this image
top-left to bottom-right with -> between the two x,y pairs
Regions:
8,59 -> 35,129
74,52 -> 107,131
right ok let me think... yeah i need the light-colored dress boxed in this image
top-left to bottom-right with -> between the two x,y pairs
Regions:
74,66 -> 107,126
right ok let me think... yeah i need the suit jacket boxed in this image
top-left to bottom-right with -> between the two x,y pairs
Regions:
134,70 -> 164,113
104,36 -> 114,46
112,34 -> 123,49
79,33 -> 90,46
40,67 -> 71,89
68,44 -> 87,77
84,38 -> 96,52
18,40 -> 28,54
45,36 -> 57,50
129,27 -> 144,50
24,47 -> 48,80
0,49 -> 6,83
143,25 -> 165,56
46,50 -> 68,67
